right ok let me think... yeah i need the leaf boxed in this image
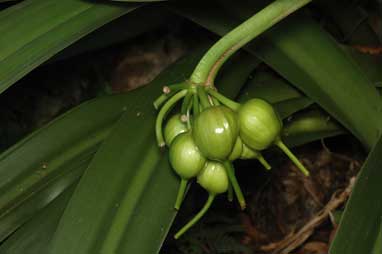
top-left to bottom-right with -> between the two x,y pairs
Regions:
274,97 -> 313,120
330,136 -> 382,254
343,46 -> 382,87
282,109 -> 344,147
237,71 -> 303,104
315,0 -> 378,45
0,185 -> 76,254
0,91 -> 145,240
52,5 -> 171,62
0,152 -> 90,242
216,51 -> 260,98
0,0 -> 140,94
169,1 -> 382,149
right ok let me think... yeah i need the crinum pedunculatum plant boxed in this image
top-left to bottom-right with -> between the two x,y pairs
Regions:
153,0 -> 312,239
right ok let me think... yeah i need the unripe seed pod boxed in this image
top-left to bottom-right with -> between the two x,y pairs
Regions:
197,161 -> 229,194
228,137 -> 243,161
238,98 -> 282,150
164,114 -> 188,146
169,132 -> 206,179
193,106 -> 239,160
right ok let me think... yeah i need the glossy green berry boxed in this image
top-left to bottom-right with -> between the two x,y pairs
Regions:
164,114 -> 188,146
228,137 -> 243,161
238,98 -> 282,150
193,106 -> 239,160
197,161 -> 229,194
169,132 -> 206,179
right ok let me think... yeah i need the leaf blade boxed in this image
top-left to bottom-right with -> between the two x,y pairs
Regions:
0,0 -> 140,94
330,136 -> 382,253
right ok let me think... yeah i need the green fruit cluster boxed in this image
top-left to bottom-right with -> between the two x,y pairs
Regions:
154,83 -> 309,239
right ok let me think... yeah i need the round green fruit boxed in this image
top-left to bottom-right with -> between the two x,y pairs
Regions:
238,98 -> 282,150
197,161 -> 229,194
169,132 -> 206,179
193,106 -> 239,160
164,114 -> 188,146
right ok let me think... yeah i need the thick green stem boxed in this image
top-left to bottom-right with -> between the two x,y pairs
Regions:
223,161 -> 246,210
174,194 -> 215,239
207,88 -> 240,111
174,179 -> 188,210
155,89 -> 188,147
275,138 -> 310,176
190,0 -> 311,86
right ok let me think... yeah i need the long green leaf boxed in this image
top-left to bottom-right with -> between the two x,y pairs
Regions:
0,91 -> 147,240
0,152 -> 91,242
169,1 -> 381,149
0,185 -> 76,254
52,5 -> 171,62
283,109 -> 343,147
343,46 -> 382,86
330,136 -> 382,254
0,0 -> 140,94
238,71 -> 303,103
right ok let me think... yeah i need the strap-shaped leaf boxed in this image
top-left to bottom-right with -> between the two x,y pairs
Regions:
331,136 -> 382,253
0,185 -> 76,254
0,91 -> 144,240
0,0 -> 140,94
